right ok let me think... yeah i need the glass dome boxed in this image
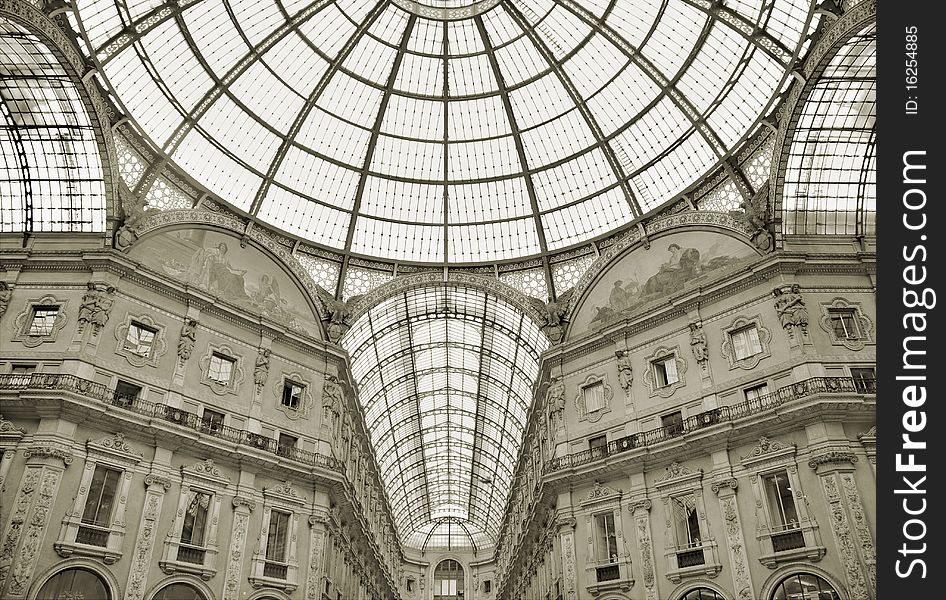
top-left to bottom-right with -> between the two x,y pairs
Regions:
70,0 -> 818,263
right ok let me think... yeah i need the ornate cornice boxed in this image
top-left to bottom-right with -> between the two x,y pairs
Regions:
181,458 -> 231,486
808,451 -> 858,469
263,480 -> 308,506
22,444 -> 73,465
87,432 -> 143,464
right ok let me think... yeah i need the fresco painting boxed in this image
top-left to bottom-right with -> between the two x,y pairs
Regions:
572,231 -> 757,334
129,229 -> 319,334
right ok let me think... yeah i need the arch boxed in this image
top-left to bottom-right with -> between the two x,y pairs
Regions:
129,219 -> 328,340
28,559 -> 120,600
146,575 -> 215,600
758,564 -> 849,600
432,558 -> 465,600
0,1 -> 118,235
770,1 -> 877,242
565,222 -> 760,340
247,589 -> 293,600
669,580 -> 731,600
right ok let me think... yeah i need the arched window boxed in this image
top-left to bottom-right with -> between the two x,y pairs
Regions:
682,588 -> 726,600
433,559 -> 464,600
771,572 -> 842,600
36,568 -> 109,599
152,582 -> 208,600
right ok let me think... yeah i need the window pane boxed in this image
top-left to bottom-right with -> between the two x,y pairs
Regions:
28,306 -> 58,335
266,511 -> 290,562
81,465 -> 121,526
181,491 -> 211,546
763,471 -> 799,528
126,322 -> 156,356
208,354 -> 235,384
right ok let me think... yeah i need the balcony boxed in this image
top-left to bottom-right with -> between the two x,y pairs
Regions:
0,373 -> 341,472
676,548 -> 705,568
772,528 -> 806,552
75,524 -> 109,547
176,544 -> 206,565
263,561 -> 289,579
546,377 -> 873,473
595,565 -> 620,582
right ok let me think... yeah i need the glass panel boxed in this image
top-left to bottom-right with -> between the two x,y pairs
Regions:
81,465 -> 121,527
28,306 -> 58,335
125,322 -> 157,356
266,511 -> 290,562
181,490 -> 211,547
208,354 -> 235,384
37,568 -> 109,600
763,471 -> 799,529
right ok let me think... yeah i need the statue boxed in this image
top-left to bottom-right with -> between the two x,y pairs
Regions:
546,376 -> 566,436
253,348 -> 270,392
689,322 -> 708,363
615,350 -> 633,393
314,285 -> 361,343
773,284 -> 809,333
729,189 -> 773,251
0,282 -> 12,318
527,291 -> 573,344
178,318 -> 198,364
77,282 -> 115,333
322,374 -> 344,433
114,184 -> 150,251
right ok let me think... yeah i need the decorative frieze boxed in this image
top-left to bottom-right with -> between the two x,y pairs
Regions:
628,500 -> 658,600
125,475 -> 172,600
819,473 -> 871,599
77,282 -> 116,335
714,481 -> 755,600
4,467 -> 63,598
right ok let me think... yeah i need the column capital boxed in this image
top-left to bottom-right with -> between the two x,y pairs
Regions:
144,473 -> 173,491
628,498 -> 652,513
232,496 -> 256,512
711,478 -> 739,495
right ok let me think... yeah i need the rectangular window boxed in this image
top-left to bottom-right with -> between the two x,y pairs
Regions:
113,380 -> 141,406
662,411 -> 683,436
744,383 -> 769,403
265,510 -> 291,563
124,321 -> 157,357
594,512 -> 619,562
484,580 -> 492,593
851,367 -> 876,393
10,364 -> 36,386
28,306 -> 59,336
829,309 -> 860,339
281,380 -> 304,410
180,490 -> 212,547
588,434 -> 607,459
671,494 -> 702,547
583,381 -> 605,412
762,470 -> 800,529
652,356 -> 679,387
201,408 -> 225,434
277,433 -> 298,457
76,465 -> 121,547
208,353 -> 235,385
731,325 -> 763,360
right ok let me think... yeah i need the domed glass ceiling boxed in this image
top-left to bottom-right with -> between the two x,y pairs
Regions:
71,0 -> 817,263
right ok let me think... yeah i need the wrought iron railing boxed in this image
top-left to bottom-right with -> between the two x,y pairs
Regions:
176,544 -> 206,565
595,564 -> 620,582
546,377 -> 874,473
263,561 -> 289,579
677,548 -> 706,568
772,529 -> 806,552
0,373 -> 341,472
75,524 -> 109,547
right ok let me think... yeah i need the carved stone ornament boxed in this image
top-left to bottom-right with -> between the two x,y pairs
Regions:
654,462 -> 703,488
12,296 -> 69,347
253,348 -> 271,392
77,282 -> 116,334
22,444 -> 73,465
772,284 -> 809,335
0,281 -> 12,318
689,322 -> 709,363
526,293 -> 571,344
114,312 -> 168,368
182,458 -> 231,486
87,432 -> 143,465
728,188 -> 773,251
628,499 -> 653,513
581,480 -> 622,505
232,496 -> 257,512
808,451 -> 858,470
711,478 -> 739,495
177,318 -> 198,364
313,284 -> 356,343
144,474 -> 173,490
740,437 -> 797,470
264,480 -> 308,506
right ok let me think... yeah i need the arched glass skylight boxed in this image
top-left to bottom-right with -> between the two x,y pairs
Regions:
69,0 -> 817,262
0,18 -> 106,233
342,285 -> 549,548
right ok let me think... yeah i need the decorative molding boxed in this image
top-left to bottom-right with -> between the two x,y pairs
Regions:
574,374 -> 613,423
634,506 -> 658,600
198,342 -> 245,396
819,297 -> 874,351
628,499 -> 653,514
124,488 -> 167,600
11,296 -> 69,347
740,437 -> 796,469
840,472 -> 877,596
819,473 -> 870,599
222,508 -> 251,600
580,480 -> 622,506
113,312 -> 168,368
642,345 -> 687,398
719,494 -> 754,600
5,468 -> 63,597
181,458 -> 231,486
273,371 -> 313,420
144,474 -> 173,491
711,479 -> 739,495
22,444 -> 73,466
0,467 -> 41,590
719,315 -> 772,370
808,451 -> 858,470
87,432 -> 143,465
263,480 -> 308,507
654,462 -> 703,491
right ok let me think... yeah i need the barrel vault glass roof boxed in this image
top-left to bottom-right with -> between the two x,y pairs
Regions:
69,0 -> 818,263
341,285 -> 549,548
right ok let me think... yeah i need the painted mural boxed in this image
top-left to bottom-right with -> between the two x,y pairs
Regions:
129,229 -> 319,335
571,231 -> 757,335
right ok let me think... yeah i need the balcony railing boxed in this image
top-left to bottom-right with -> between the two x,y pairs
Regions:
0,373 -> 341,472
595,564 -> 620,582
75,524 -> 109,547
772,529 -> 806,552
263,561 -> 289,579
176,544 -> 206,565
676,548 -> 706,568
546,377 -> 873,473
